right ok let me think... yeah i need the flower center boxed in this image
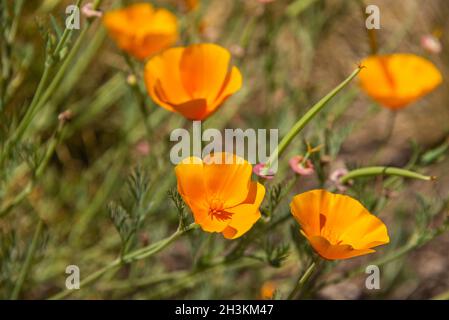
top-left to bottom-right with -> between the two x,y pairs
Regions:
319,213 -> 342,245
208,199 -> 232,221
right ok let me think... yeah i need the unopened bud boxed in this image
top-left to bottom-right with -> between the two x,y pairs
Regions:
81,3 -> 103,18
58,110 -> 73,123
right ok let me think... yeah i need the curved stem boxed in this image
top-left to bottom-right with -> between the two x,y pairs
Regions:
340,166 -> 435,184
10,219 -> 45,299
49,223 -> 199,300
0,120 -> 66,218
11,0 -> 104,145
287,260 -> 319,300
122,53 -> 152,137
265,66 -> 362,170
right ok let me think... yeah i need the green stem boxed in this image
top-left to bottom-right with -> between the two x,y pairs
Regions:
52,0 -> 82,56
0,119 -> 66,218
1,1 -> 103,165
10,0 -> 104,145
147,259 -> 260,299
0,64 -> 51,165
287,260 -> 319,300
340,166 -> 435,184
10,219 -> 45,299
265,66 -> 362,170
123,54 -> 152,136
49,223 -> 199,300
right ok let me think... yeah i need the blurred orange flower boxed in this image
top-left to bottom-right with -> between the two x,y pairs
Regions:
260,281 -> 276,300
290,190 -> 389,260
144,43 -> 242,120
359,53 -> 442,109
103,3 -> 178,60
175,153 -> 265,239
183,0 -> 199,11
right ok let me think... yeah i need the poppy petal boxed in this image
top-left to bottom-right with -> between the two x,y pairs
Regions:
306,235 -> 375,260
144,47 -> 191,106
175,157 -> 230,233
179,43 -> 231,105
290,190 -> 324,237
175,156 -> 207,206
291,190 -> 389,260
103,3 -> 178,60
222,182 -> 265,239
170,99 -> 209,120
203,153 -> 252,208
360,53 -> 442,109
212,66 -> 243,113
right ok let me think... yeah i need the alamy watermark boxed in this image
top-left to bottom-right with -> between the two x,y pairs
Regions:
65,5 -> 80,30
170,121 -> 279,172
365,265 -> 380,290
365,5 -> 380,30
65,265 -> 80,290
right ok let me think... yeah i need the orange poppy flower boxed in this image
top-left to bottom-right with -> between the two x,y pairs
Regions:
359,53 -> 442,109
144,43 -> 242,120
103,3 -> 178,60
290,190 -> 389,260
260,281 -> 276,300
183,0 -> 199,11
175,153 -> 265,239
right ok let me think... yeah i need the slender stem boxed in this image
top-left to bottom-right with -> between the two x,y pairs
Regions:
265,67 -> 362,170
10,219 -> 45,299
148,259 -> 261,299
287,260 -> 319,300
0,120 -> 66,218
358,0 -> 378,55
0,64 -> 52,166
1,0 -> 103,164
123,54 -> 152,136
383,110 -> 397,144
10,0 -> 104,145
49,223 -> 199,300
340,166 -> 435,184
36,121 -> 64,177
52,0 -> 82,56
370,110 -> 397,164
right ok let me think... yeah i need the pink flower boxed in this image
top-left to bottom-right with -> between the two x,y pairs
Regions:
82,3 -> 103,18
421,35 -> 442,54
253,163 -> 275,180
289,156 -> 314,176
135,140 -> 150,156
329,168 -> 349,192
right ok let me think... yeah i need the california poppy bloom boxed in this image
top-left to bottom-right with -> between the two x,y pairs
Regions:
290,190 -> 389,260
144,43 -> 242,120
359,53 -> 442,109
103,3 -> 178,60
175,153 -> 265,239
